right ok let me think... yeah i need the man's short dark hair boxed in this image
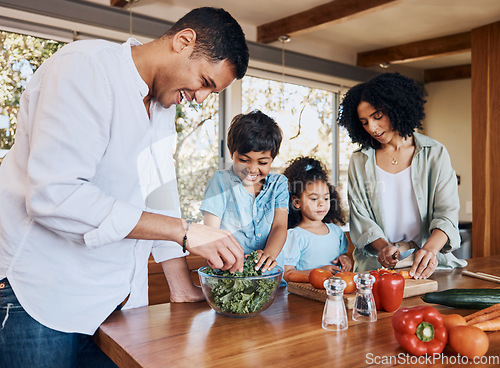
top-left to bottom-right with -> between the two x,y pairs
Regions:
227,110 -> 283,159
165,7 -> 249,79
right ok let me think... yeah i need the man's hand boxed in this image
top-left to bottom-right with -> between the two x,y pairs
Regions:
185,223 -> 244,273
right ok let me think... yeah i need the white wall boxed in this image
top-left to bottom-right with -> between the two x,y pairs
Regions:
423,79 -> 472,223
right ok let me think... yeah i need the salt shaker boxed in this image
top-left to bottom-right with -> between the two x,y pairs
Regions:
352,272 -> 377,322
322,276 -> 348,331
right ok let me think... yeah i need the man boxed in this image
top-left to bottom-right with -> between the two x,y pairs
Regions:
0,7 -> 248,367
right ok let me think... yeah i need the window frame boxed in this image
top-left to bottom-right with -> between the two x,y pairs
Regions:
221,67 -> 347,185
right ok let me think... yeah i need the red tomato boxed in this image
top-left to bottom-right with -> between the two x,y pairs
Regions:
336,271 -> 357,294
309,268 -> 333,289
449,325 -> 489,359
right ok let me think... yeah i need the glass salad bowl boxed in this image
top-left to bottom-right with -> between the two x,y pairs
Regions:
198,265 -> 283,318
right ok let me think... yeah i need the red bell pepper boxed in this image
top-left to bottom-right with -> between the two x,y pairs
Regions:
369,270 -> 405,312
392,305 -> 448,356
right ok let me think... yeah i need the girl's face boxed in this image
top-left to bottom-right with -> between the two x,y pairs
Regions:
357,101 -> 396,144
295,180 -> 330,223
231,150 -> 273,189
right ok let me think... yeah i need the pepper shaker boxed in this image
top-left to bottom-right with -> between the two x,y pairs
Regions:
352,272 -> 377,322
322,276 -> 348,331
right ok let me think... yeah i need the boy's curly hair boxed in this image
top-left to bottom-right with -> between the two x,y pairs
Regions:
282,156 -> 345,229
337,72 -> 426,149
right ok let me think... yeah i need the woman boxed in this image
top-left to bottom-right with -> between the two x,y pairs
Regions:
338,72 -> 466,279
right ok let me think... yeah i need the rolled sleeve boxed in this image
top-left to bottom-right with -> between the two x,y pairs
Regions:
430,219 -> 460,252
349,198 -> 386,249
347,156 -> 386,250
84,200 -> 142,248
151,240 -> 186,262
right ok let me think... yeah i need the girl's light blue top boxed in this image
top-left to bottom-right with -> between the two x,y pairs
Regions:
284,223 -> 349,270
200,167 -> 289,266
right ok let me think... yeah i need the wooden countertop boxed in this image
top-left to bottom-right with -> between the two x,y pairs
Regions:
95,256 -> 500,367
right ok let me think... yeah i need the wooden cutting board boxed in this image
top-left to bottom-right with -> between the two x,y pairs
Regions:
287,278 -> 438,309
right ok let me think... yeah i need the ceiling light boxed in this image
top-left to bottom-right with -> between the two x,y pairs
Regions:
278,35 -> 291,43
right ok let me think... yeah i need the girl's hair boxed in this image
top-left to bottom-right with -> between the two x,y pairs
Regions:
337,72 -> 426,149
282,156 -> 345,229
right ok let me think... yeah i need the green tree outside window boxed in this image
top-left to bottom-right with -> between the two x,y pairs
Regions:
0,31 -> 65,153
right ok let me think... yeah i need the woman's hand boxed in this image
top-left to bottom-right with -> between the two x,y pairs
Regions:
410,248 -> 438,279
409,229 -> 448,279
377,243 -> 399,268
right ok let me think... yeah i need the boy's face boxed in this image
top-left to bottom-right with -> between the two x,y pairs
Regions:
231,150 -> 273,188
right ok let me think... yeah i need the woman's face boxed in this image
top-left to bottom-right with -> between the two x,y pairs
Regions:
357,101 -> 396,144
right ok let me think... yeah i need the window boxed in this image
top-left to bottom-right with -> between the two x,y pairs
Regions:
240,71 -> 359,218
175,94 -> 220,220
0,31 -> 66,160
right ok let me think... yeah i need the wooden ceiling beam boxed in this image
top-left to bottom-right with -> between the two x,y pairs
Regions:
424,64 -> 471,83
357,31 -> 471,67
257,0 -> 397,44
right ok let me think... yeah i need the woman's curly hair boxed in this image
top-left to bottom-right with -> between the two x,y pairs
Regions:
282,156 -> 345,229
337,72 -> 426,149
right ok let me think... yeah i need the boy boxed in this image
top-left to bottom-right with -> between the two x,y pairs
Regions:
200,110 -> 289,272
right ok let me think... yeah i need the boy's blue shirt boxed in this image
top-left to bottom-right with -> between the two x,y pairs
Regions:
200,166 -> 289,260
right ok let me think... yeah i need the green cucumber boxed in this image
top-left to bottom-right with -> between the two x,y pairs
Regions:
421,288 -> 500,309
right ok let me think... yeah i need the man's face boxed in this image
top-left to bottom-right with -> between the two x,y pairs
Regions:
154,55 -> 236,109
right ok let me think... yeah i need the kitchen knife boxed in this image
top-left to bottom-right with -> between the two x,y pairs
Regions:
398,248 -> 415,261
391,247 -> 416,261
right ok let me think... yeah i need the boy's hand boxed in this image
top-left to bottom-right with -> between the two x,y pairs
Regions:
254,249 -> 277,272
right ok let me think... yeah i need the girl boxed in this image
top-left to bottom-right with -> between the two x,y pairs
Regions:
282,157 -> 351,282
